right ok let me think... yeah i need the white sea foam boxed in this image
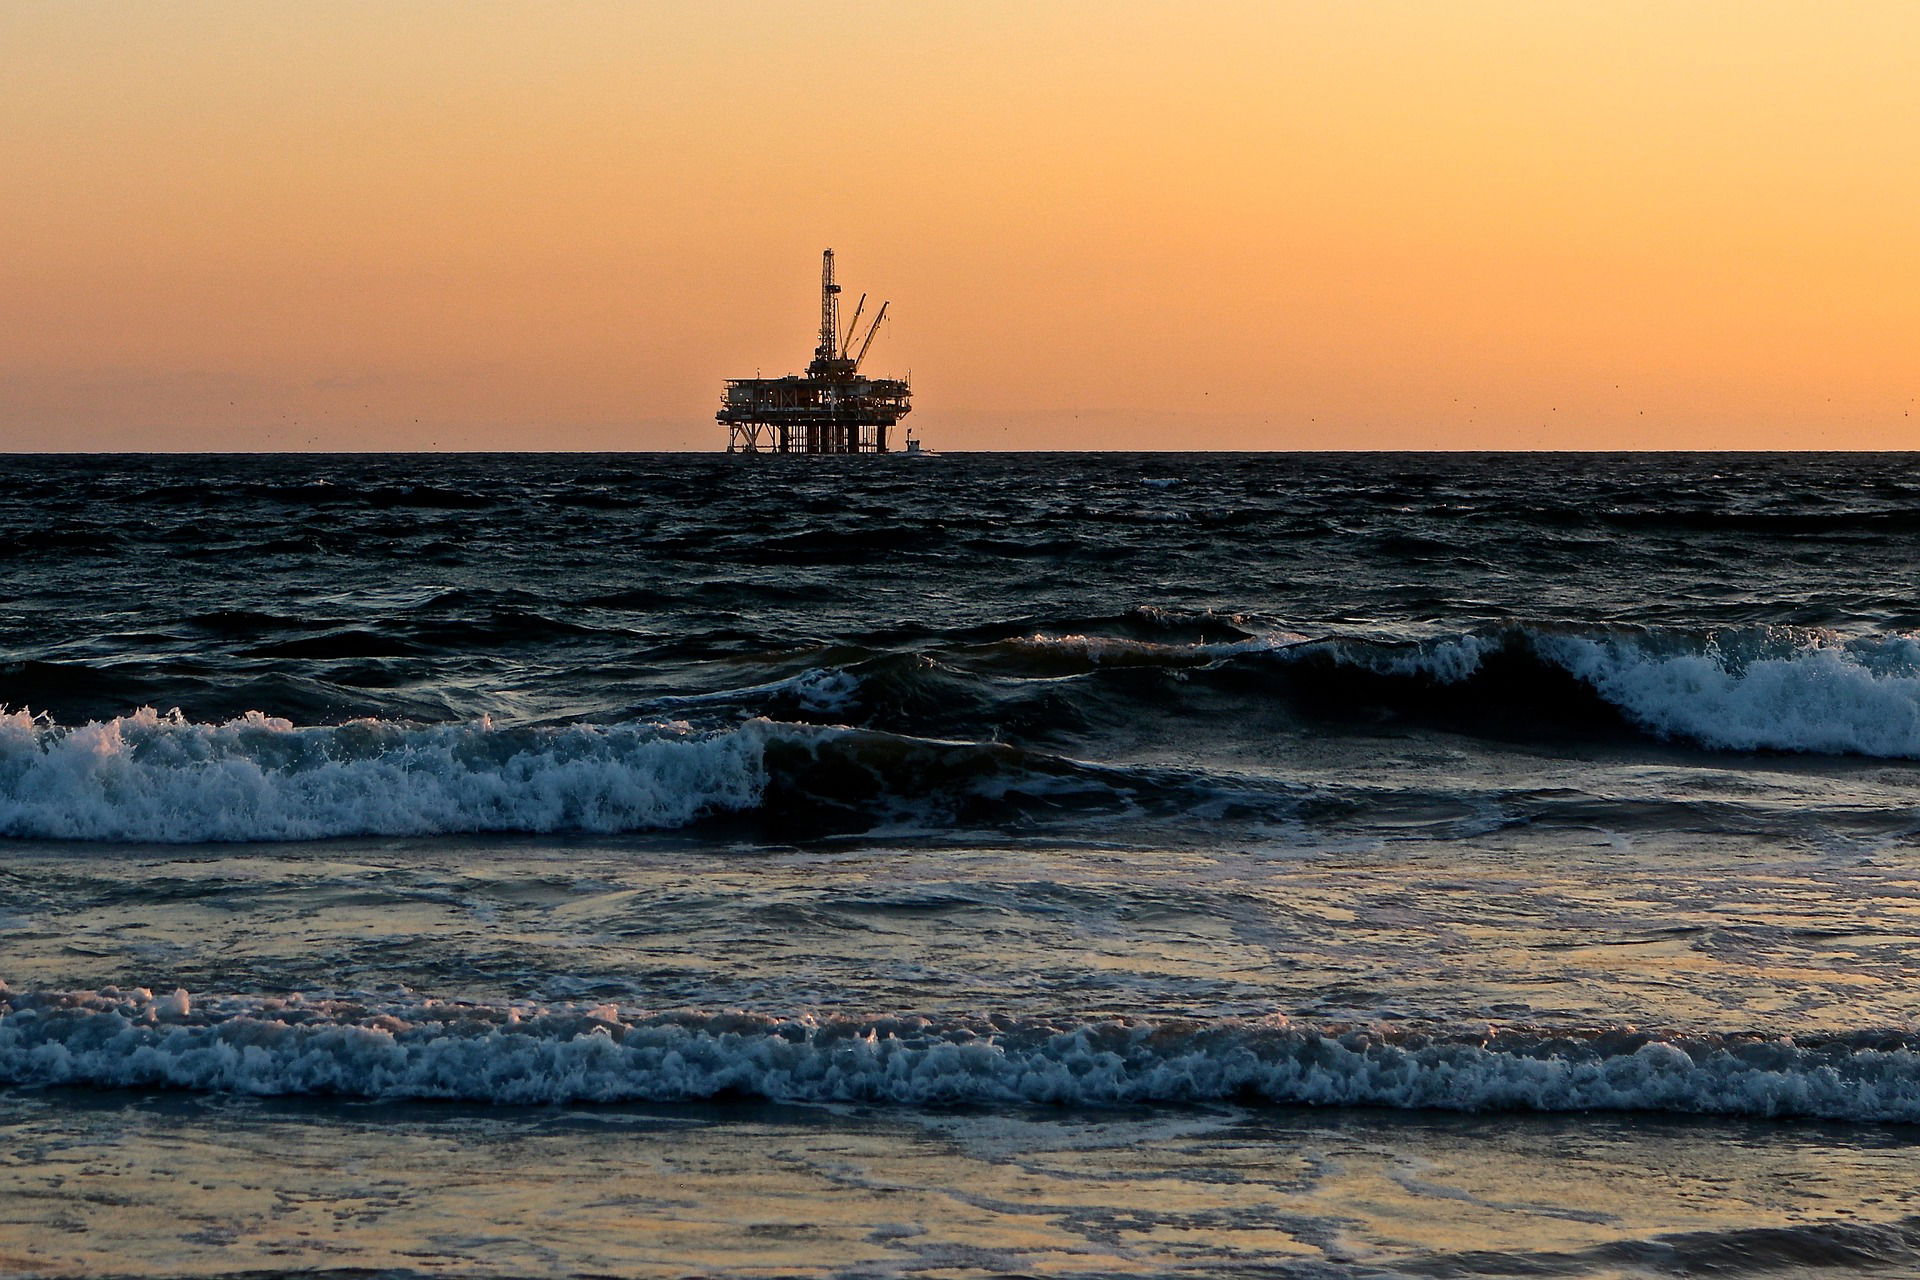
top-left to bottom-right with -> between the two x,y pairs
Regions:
0,709 -> 767,842
1535,632 -> 1920,758
1286,626 -> 1920,759
3,986 -> 1918,1121
788,667 -> 865,713
9,628 -> 1920,849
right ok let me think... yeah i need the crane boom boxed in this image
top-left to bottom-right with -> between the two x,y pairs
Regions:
853,301 -> 890,371
840,293 -> 867,358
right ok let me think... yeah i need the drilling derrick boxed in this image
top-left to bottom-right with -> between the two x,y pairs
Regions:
719,249 -> 913,454
816,249 -> 841,369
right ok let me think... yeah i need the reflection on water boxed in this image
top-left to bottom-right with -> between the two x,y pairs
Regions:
6,1090 -> 1920,1278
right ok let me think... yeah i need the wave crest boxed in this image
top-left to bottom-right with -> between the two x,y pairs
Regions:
1532,630 -> 1920,757
5,986 -> 1920,1121
0,708 -> 766,842
994,619 -> 1920,757
1316,625 -> 1920,758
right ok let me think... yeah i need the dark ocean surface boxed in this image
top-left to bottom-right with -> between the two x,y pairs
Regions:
7,451 -> 1920,1277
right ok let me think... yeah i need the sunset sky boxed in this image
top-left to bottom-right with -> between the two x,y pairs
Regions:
3,2 -> 1915,451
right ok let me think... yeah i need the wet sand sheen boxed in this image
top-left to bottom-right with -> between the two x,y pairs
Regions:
6,1092 -> 1920,1278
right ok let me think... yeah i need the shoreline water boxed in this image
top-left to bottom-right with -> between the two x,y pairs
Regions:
11,1088 -> 1920,1278
6,452 -> 1920,1275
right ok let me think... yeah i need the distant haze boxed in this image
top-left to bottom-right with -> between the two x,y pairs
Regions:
2,2 -> 1915,451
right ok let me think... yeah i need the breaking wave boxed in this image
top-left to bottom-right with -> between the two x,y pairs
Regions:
1532,631 -> 1920,757
7,620 -> 1920,845
1001,618 -> 1920,759
1274,625 -> 1920,758
0,709 -> 767,842
6,986 -> 1920,1121
0,706 -> 1294,844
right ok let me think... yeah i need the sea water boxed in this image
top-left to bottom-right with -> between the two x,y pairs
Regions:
6,452 -> 1920,1277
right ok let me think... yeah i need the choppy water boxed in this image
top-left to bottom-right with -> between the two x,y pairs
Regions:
7,451 -> 1920,1276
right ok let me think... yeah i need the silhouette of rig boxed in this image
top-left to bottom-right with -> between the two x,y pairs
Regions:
719,249 -> 912,454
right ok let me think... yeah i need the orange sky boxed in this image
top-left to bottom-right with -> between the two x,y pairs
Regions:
2,2 -> 1915,451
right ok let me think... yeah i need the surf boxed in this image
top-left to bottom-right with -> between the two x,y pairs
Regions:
8,985 -> 1920,1122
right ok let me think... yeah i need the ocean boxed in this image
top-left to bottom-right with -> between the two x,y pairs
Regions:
6,450 -> 1920,1277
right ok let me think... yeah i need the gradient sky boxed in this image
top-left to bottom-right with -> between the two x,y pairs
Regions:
3,2 -> 1915,451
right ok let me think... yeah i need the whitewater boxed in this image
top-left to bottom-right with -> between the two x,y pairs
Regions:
12,622 -> 1920,844
12,986 -> 1920,1122
8,451 -> 1920,1278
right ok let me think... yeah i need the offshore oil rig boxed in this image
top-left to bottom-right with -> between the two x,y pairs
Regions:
719,249 -> 913,453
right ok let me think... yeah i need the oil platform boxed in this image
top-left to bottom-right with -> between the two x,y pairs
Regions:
719,249 -> 912,453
